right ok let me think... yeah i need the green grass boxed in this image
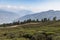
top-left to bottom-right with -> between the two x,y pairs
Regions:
0,21 -> 60,40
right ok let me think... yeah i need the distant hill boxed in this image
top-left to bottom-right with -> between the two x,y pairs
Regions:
0,9 -> 19,24
17,10 -> 33,17
0,9 -> 33,24
18,10 -> 60,21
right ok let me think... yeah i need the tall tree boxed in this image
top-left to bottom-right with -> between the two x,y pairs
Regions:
43,18 -> 47,22
53,17 -> 56,21
36,19 -> 39,22
41,19 -> 44,22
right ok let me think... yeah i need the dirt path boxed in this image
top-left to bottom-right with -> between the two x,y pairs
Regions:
0,23 -> 39,28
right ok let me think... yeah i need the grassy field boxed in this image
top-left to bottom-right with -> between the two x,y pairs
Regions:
0,21 -> 60,40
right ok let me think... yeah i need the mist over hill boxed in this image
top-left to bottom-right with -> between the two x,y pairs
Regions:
0,9 -> 33,24
0,9 -> 19,24
18,10 -> 60,21
0,9 -> 60,24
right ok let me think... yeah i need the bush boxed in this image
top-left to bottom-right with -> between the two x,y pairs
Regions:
7,33 -> 15,39
23,33 -> 33,39
30,31 -> 54,40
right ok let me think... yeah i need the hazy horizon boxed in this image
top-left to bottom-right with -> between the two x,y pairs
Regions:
0,0 -> 60,17
0,0 -> 60,11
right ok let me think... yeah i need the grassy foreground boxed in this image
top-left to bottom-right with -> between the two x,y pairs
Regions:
0,21 -> 60,40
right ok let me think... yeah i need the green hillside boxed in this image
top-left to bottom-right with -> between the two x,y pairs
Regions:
0,21 -> 60,40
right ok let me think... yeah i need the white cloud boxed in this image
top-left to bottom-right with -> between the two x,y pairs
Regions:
0,5 -> 26,10
28,2 -> 60,12
0,1 -> 60,13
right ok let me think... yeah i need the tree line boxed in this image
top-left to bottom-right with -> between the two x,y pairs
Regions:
0,17 -> 57,27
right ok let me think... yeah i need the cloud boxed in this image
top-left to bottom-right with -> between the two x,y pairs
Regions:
0,5 -> 26,10
27,1 -> 60,12
0,1 -> 60,13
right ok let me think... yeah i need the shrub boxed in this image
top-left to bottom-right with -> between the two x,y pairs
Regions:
7,33 -> 15,39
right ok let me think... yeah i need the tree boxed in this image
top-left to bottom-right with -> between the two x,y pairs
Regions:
26,19 -> 31,23
32,20 -> 36,22
36,19 -> 39,22
12,21 -> 20,25
53,17 -> 56,21
44,18 -> 48,22
41,18 -> 48,22
48,18 -> 50,21
41,19 -> 44,22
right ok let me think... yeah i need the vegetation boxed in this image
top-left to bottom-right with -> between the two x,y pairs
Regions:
0,17 -> 60,40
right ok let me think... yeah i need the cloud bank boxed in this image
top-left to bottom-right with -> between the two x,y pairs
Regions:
0,0 -> 60,13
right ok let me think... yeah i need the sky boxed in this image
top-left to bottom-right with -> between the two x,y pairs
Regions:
0,0 -> 60,12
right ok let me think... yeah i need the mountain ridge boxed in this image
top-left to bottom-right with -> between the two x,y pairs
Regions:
18,10 -> 60,21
